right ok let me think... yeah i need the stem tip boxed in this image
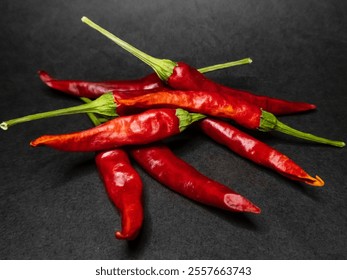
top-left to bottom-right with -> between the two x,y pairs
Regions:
0,122 -> 8,131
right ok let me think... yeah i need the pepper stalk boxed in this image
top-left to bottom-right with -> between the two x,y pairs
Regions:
81,17 -> 345,148
81,17 -> 252,79
0,93 -> 117,130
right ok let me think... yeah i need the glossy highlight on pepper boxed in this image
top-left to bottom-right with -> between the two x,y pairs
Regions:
129,144 -> 261,214
198,118 -> 324,187
80,83 -> 324,187
114,91 -> 345,147
38,57 -> 252,99
30,108 -> 205,152
81,16 -> 316,116
116,90 -> 262,129
95,149 -> 143,240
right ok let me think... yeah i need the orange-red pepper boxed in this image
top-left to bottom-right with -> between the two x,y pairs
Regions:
30,108 -> 205,152
113,91 -> 344,147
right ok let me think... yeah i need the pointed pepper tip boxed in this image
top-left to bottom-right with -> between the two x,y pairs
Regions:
308,175 -> 325,187
224,193 -> 261,214
115,230 -> 138,241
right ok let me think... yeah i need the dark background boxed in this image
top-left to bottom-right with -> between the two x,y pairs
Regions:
0,0 -> 346,259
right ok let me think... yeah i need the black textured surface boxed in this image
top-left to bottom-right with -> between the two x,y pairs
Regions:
0,0 -> 346,260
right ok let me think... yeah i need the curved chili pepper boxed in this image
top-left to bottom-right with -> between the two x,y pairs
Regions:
198,118 -> 324,187
95,149 -> 143,240
129,144 -> 260,214
116,90 -> 262,129
38,70 -> 166,98
30,108 -> 205,152
113,91 -> 344,147
38,58 -> 251,99
167,62 -> 316,115
82,17 -> 316,115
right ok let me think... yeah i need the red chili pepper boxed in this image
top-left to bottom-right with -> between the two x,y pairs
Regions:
129,144 -> 260,214
85,92 -> 325,188
113,91 -> 344,147
167,62 -> 316,115
36,60 -> 258,128
116,90 -> 262,129
198,118 -> 324,187
2,91 -> 343,147
38,58 -> 251,98
82,17 -> 316,115
29,108 -> 205,152
95,149 -> 143,240
38,70 -> 166,98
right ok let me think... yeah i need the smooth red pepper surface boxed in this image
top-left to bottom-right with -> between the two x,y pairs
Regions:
198,118 -> 324,187
168,62 -> 316,115
130,144 -> 260,213
39,70 -> 166,99
95,149 -> 143,240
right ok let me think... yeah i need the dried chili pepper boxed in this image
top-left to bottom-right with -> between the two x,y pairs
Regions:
95,149 -> 143,240
129,143 -> 260,214
82,17 -> 316,115
198,118 -> 324,186
38,58 -> 251,99
30,108 -> 205,152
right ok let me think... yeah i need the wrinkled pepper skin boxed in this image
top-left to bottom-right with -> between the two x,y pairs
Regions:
116,90 -> 262,130
30,108 -> 201,152
39,70 -> 166,99
198,118 -> 324,187
129,144 -> 260,214
95,149 -> 143,240
80,17 -> 316,115
38,67 -> 316,117
113,91 -> 344,147
168,62 -> 316,115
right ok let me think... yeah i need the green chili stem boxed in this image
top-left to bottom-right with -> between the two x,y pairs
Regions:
259,110 -> 345,147
82,17 -> 176,81
175,108 -> 206,132
0,93 -> 117,130
81,98 -> 204,132
80,97 -> 102,126
81,17 -> 252,79
198,58 -> 252,73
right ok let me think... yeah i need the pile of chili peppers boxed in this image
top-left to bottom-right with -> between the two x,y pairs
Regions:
1,17 -> 345,241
